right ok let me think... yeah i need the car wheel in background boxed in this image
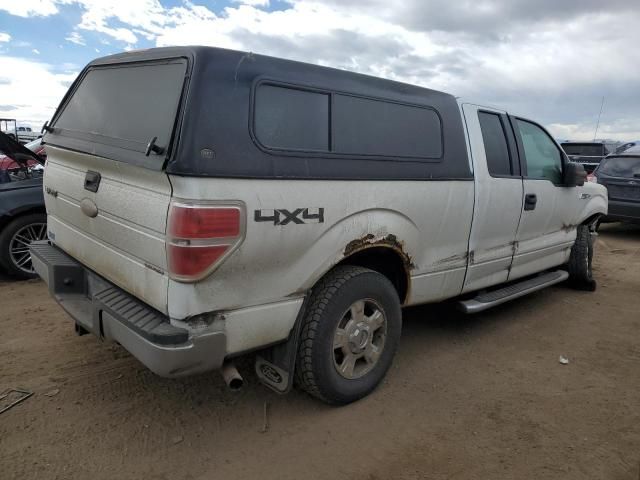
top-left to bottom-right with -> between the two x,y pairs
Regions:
0,213 -> 47,280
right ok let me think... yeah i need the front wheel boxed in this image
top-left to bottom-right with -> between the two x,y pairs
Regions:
295,266 -> 402,405
567,224 -> 596,291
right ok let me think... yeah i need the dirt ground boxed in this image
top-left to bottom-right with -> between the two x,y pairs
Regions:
1,223 -> 639,480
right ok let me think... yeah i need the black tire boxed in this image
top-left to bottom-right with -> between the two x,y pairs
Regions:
0,213 -> 47,280
295,265 -> 402,405
567,224 -> 596,291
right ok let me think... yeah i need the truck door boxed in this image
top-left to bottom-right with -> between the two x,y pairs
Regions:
461,104 -> 523,293
508,117 -> 579,280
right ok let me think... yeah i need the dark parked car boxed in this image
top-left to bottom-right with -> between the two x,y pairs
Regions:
561,142 -> 611,173
0,132 -> 47,279
593,146 -> 640,224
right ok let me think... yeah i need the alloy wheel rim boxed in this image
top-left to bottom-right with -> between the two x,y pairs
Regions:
332,299 -> 387,380
9,223 -> 46,274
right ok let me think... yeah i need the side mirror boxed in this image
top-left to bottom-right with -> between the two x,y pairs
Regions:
563,161 -> 586,187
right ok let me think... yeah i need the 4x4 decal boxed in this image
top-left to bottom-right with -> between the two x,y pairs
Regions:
254,208 -> 324,225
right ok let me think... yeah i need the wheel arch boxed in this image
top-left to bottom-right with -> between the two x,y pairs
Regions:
335,244 -> 411,305
581,212 -> 603,227
575,192 -> 607,228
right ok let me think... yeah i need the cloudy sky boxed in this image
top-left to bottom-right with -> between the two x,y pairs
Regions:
0,0 -> 639,140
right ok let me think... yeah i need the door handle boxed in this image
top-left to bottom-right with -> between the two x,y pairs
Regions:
84,171 -> 101,193
524,193 -> 537,211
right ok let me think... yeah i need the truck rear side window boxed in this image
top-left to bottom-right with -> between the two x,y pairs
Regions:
48,59 -> 187,170
253,83 -> 443,160
478,111 -> 512,176
254,85 -> 330,151
332,95 -> 442,159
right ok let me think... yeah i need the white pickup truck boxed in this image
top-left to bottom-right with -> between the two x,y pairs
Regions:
31,47 -> 607,404
2,125 -> 40,144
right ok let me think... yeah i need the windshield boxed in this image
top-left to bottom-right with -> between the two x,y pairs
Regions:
622,145 -> 640,154
561,143 -> 605,156
615,142 -> 637,153
24,138 -> 41,150
599,156 -> 640,178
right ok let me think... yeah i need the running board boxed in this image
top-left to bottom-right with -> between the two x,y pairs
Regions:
457,270 -> 569,314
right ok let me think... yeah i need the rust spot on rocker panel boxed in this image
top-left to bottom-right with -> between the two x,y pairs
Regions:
343,233 -> 416,271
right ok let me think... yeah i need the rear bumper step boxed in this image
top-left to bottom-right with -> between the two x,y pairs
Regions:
30,241 -> 226,377
457,270 -> 569,314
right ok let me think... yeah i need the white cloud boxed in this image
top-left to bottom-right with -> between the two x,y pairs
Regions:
0,56 -> 77,128
0,32 -> 10,42
32,48 -> 40,54
0,0 -> 66,17
73,0 -> 168,43
232,0 -> 270,6
65,31 -> 86,45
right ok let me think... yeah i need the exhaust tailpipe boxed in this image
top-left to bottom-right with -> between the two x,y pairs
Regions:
221,361 -> 244,390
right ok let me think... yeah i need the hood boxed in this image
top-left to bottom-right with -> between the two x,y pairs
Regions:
0,131 -> 44,166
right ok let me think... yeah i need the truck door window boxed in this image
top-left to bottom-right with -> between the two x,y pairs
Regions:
478,111 -> 512,176
516,119 -> 563,184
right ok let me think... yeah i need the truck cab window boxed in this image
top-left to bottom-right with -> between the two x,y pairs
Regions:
478,111 -> 512,176
517,119 -> 562,184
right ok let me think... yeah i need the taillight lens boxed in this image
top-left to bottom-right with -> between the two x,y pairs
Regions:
169,206 -> 240,238
167,202 -> 245,282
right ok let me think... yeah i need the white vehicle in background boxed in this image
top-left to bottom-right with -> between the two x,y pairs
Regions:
1,118 -> 41,144
31,47 -> 607,405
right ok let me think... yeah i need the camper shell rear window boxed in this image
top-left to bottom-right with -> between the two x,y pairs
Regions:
46,58 -> 188,170
599,156 -> 640,178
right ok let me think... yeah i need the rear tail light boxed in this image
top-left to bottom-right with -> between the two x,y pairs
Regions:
167,201 -> 245,282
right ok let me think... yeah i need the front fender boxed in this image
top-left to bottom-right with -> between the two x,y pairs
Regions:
575,184 -> 607,225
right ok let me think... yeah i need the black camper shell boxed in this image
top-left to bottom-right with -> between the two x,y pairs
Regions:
44,46 -> 471,181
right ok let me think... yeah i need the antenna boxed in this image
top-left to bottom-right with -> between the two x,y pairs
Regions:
593,96 -> 605,142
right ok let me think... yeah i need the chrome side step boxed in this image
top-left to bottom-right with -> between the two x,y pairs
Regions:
457,270 -> 569,314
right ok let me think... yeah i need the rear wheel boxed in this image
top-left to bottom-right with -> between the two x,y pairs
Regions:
567,224 -> 596,291
295,265 -> 402,405
0,213 -> 47,279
